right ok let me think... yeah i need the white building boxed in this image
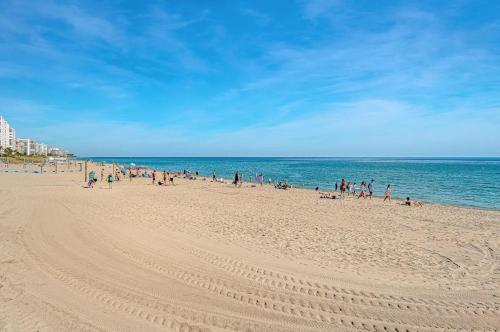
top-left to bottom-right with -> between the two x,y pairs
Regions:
35,143 -> 48,156
48,147 -> 69,157
0,116 -> 15,150
9,127 -> 16,151
16,138 -> 37,156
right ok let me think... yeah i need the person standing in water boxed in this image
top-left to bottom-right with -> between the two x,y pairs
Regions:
384,184 -> 392,202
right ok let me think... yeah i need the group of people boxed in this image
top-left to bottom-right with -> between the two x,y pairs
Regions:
151,170 -> 175,186
319,179 -> 422,207
85,165 -> 423,207
87,169 -> 114,189
336,179 -> 380,199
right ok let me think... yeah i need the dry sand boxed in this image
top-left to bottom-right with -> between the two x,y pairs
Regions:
0,163 -> 499,331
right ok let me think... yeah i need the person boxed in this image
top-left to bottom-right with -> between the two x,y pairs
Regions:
163,170 -> 167,186
234,172 -> 239,187
101,168 -> 104,181
340,179 -> 346,196
358,181 -> 366,199
129,168 -> 133,182
352,182 -> 357,196
384,184 -> 392,202
403,197 -> 423,207
212,170 -> 216,181
107,174 -> 113,189
319,192 -> 338,199
196,170 -> 199,177
335,182 -> 338,192
169,173 -> 174,185
368,179 -> 374,199
346,182 -> 351,196
87,170 -> 96,188
239,173 -> 243,188
152,170 -> 156,185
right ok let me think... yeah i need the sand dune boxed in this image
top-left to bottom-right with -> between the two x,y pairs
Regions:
0,165 -> 499,331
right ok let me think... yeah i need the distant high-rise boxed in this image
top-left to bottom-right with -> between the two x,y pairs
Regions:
0,115 -> 15,150
9,127 -> 16,150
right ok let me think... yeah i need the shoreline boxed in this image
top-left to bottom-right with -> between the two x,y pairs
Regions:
3,158 -> 500,212
84,159 -> 500,212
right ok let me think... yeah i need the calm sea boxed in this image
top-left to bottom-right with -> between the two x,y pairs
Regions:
84,157 -> 500,210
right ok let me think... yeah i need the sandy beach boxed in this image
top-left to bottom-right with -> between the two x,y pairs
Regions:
0,163 -> 499,331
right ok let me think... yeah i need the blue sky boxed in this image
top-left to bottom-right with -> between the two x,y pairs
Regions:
1,0 -> 499,156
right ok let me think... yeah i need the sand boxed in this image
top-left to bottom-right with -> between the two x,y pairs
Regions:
0,163 -> 499,331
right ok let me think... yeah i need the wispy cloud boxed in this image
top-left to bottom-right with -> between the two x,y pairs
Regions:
299,0 -> 339,20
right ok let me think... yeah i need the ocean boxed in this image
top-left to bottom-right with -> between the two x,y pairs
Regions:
83,157 -> 500,210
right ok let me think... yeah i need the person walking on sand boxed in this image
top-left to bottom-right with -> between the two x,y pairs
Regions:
101,168 -> 104,181
163,170 -> 167,186
340,179 -> 346,196
352,182 -> 357,196
384,184 -> 392,202
234,172 -> 239,187
152,170 -> 156,185
358,181 -> 366,199
169,172 -> 174,185
107,174 -> 113,189
368,179 -> 374,199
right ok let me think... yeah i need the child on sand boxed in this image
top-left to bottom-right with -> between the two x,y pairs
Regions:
107,174 -> 113,189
